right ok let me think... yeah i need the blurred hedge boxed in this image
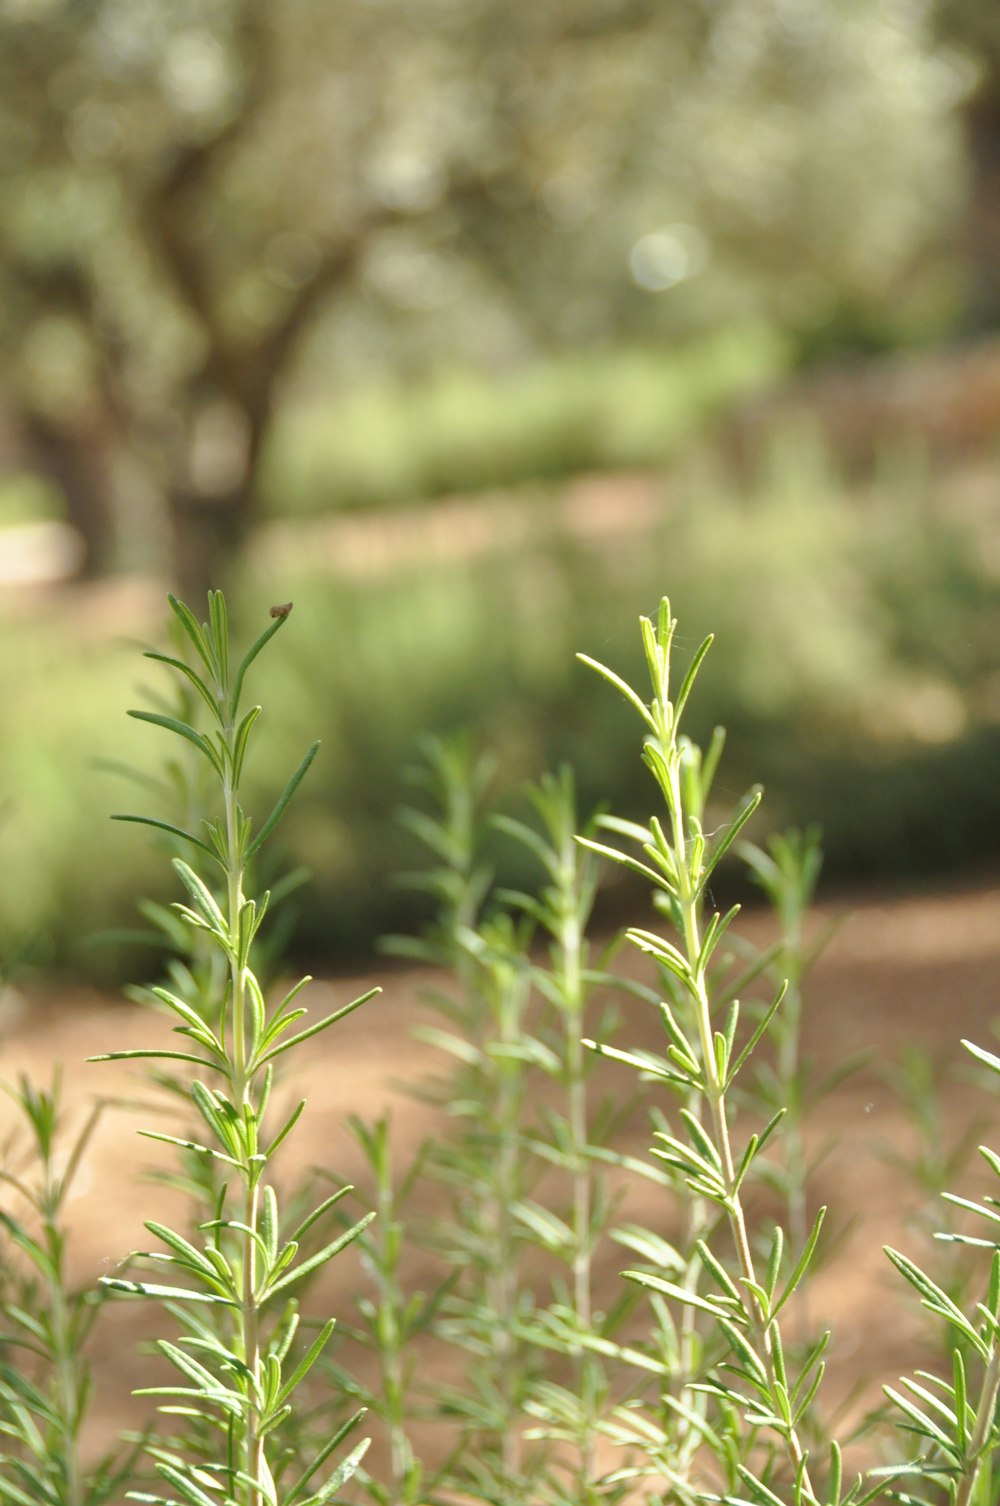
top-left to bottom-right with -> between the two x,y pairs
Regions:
259,327 -> 789,518
1,426 -> 998,985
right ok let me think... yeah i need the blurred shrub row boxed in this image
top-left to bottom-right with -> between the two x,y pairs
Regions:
260,328 -> 788,517
2,425 -> 998,984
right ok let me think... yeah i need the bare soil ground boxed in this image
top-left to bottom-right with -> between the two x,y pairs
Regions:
2,879 -> 1000,1482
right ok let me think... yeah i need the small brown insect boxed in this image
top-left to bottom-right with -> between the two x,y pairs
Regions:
269,602 -> 293,619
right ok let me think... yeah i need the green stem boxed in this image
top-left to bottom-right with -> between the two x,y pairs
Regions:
242,1178 -> 263,1499
562,902 -> 598,1498
224,743 -> 263,1503
667,755 -> 816,1499
663,752 -> 713,1481
493,963 -> 525,1487
779,960 -> 810,1334
957,1342 -> 1000,1506
673,1191 -> 711,1481
557,888 -> 589,1324
46,1224 -> 82,1506
374,1176 -> 410,1501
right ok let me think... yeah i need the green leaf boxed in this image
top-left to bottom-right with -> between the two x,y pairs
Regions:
289,1185 -> 354,1245
952,1349 -> 968,1444
127,710 -> 224,778
583,1038 -> 687,1086
0,1473 -> 48,1506
171,860 -> 227,932
726,982 -> 788,1088
611,1224 -> 685,1270
149,985 -> 222,1039
639,609 -> 665,697
695,1240 -> 742,1305
136,1130 -> 241,1169
512,1200 -> 574,1251
575,837 -> 674,895
622,1269 -> 735,1318
735,1463 -> 787,1506
491,812 -> 553,869
981,1147 -> 1000,1193
286,1407 -> 368,1502
180,1335 -> 253,1384
111,814 -> 219,863
231,704 -> 262,783
296,1438 -> 372,1506
166,594 -> 216,672
963,1040 -> 1000,1078
695,787 -> 763,896
265,1099 -> 306,1160
678,1107 -> 723,1173
827,1443 -> 846,1506
410,1024 -> 483,1066
672,633 -> 713,729
143,1222 -> 235,1295
276,1320 -> 336,1405
942,1190 -> 1000,1228
88,1049 -> 218,1069
713,1029 -> 729,1086
150,1341 -> 242,1402
247,742 -> 321,858
100,1277 -> 236,1306
883,1384 -> 957,1455
151,1460 -> 220,1506
264,1213 -> 376,1300
773,1207 -> 827,1317
791,1357 -> 826,1425
576,653 -> 656,732
256,987 -> 380,1065
230,610 -> 291,718
697,903 -> 741,975
189,1081 -> 242,1159
731,1114 -> 783,1192
764,1226 -> 783,1305
207,590 -> 229,684
885,1247 -> 987,1359
626,929 -> 697,991
717,1317 -> 768,1389
142,650 -> 219,718
260,1186 -> 279,1268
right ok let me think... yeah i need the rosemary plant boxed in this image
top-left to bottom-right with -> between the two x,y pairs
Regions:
579,599 -> 848,1505
0,1075 -> 142,1506
386,746 -> 655,1504
384,735 -> 541,1503
94,592 -> 378,1506
9,587 -> 1000,1506
495,767 -> 638,1506
320,1114 -> 448,1506
429,907 -> 539,1504
882,1034 -> 1000,1506
738,824 -> 861,1342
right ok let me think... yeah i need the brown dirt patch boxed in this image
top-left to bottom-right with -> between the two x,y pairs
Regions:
2,881 -> 1000,1485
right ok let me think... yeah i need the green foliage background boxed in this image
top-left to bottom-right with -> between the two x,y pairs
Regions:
2,426 -> 998,982
0,0 -> 998,980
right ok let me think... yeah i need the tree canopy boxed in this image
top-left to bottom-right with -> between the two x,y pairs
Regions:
0,0 -> 976,590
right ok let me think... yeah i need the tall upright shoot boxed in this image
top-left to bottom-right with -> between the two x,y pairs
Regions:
96,593 -> 378,1506
580,599 -> 834,1503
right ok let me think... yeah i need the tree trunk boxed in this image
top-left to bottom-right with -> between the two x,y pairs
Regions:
963,85 -> 1000,331
164,386 -> 274,604
166,483 -> 257,606
20,408 -> 118,579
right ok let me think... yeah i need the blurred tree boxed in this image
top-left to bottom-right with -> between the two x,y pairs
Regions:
933,2 -> 1000,327
0,0 -> 970,595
